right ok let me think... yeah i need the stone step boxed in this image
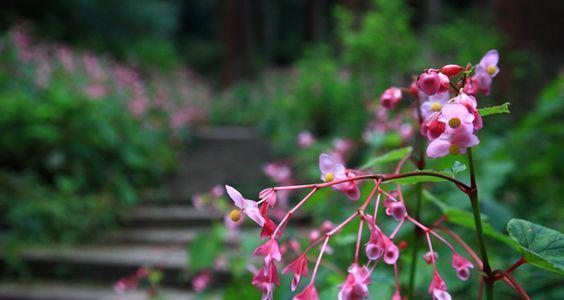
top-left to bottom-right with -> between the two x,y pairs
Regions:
107,227 -> 249,246
126,206 -> 222,227
9,245 -> 228,288
0,281 -> 219,300
126,205 -> 311,228
166,127 -> 275,202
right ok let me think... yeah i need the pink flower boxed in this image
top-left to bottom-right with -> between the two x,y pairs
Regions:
438,103 -> 475,132
319,153 -> 360,201
297,131 -> 315,148
391,291 -> 402,300
451,253 -> 474,281
253,238 -> 282,262
224,213 -> 243,231
259,204 -> 277,239
191,270 -> 211,292
282,255 -> 309,291
210,185 -> 224,198
294,284 -> 318,300
253,262 -> 280,300
421,92 -> 450,119
365,227 -> 399,264
225,185 -> 265,226
426,128 -> 479,158
477,49 -> 500,78
428,272 -> 451,300
380,87 -> 402,109
423,251 -> 439,264
338,263 -> 371,300
417,70 -> 450,96
421,119 -> 447,141
452,93 -> 483,131
466,49 -> 500,96
385,201 -> 407,221
263,162 -> 292,184
259,188 -> 277,207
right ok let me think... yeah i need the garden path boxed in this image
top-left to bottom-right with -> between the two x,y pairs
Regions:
0,126 -> 274,300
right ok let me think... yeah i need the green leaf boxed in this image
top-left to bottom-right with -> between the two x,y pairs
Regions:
445,161 -> 467,177
478,102 -> 510,116
187,224 -> 226,272
361,146 -> 412,169
507,218 -> 564,275
385,170 -> 449,185
423,191 -> 517,248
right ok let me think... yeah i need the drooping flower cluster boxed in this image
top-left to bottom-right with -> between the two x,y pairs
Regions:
226,152 -> 476,300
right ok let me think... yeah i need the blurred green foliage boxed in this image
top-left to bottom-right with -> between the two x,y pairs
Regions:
0,31 -> 178,244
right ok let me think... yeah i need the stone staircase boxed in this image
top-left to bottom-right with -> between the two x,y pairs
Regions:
0,127 -> 274,300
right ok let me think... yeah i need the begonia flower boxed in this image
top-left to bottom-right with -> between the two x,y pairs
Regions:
282,255 -> 309,291
226,185 -> 265,226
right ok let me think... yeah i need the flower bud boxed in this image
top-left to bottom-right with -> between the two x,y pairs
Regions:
380,87 -> 402,109
440,64 -> 464,77
417,70 -> 441,95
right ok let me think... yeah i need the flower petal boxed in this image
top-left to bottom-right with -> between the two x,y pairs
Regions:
426,138 -> 451,158
225,185 -> 245,208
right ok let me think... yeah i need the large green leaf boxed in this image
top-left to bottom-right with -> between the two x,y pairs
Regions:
423,191 -> 517,247
478,102 -> 510,116
361,146 -> 412,169
507,218 -> 564,275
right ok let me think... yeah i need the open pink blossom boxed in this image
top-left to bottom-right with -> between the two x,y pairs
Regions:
452,93 -> 483,130
294,284 -> 318,300
451,253 -> 474,281
426,128 -> 480,158
477,49 -> 500,78
421,92 -> 450,119
226,185 -> 265,226
282,255 -> 309,291
428,272 -> 452,300
438,103 -> 475,132
338,263 -> 371,300
319,153 -> 360,200
380,87 -> 402,109
297,131 -> 316,148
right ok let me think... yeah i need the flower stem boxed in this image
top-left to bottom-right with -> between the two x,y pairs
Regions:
407,182 -> 422,299
467,148 -> 493,299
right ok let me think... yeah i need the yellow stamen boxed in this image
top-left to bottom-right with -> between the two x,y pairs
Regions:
449,144 -> 460,155
431,102 -> 442,111
448,117 -> 461,128
486,65 -> 497,75
229,209 -> 242,222
324,172 -> 334,182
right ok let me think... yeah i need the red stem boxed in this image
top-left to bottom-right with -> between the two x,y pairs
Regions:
273,171 -> 471,194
